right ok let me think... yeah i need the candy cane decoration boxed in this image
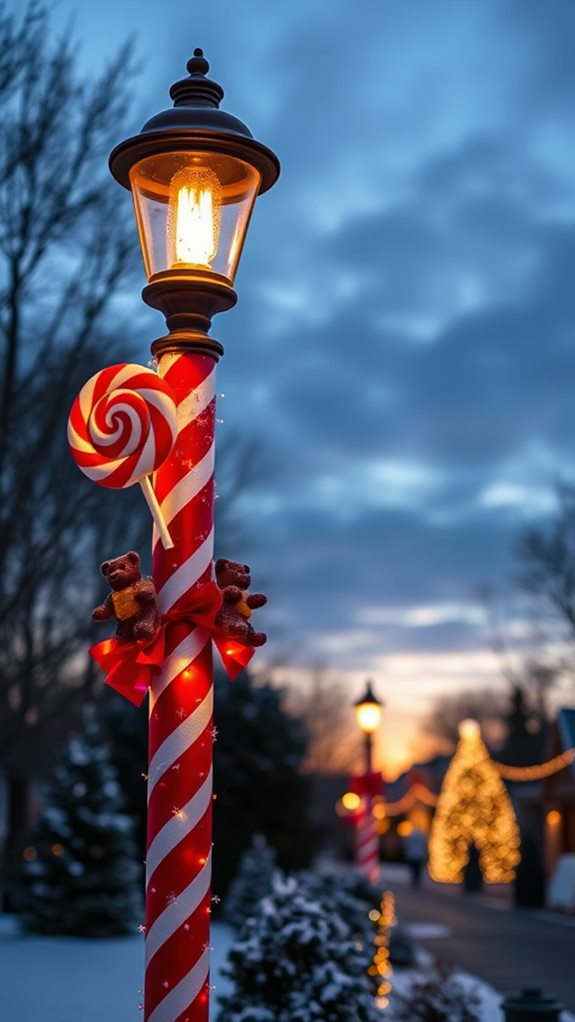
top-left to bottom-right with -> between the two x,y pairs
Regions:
67,363 -> 177,549
356,797 -> 380,884
144,350 -> 216,1022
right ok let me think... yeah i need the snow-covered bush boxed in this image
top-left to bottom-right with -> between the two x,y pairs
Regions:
217,871 -> 380,1022
223,834 -> 277,927
12,709 -> 141,936
299,865 -> 380,941
391,959 -> 481,1022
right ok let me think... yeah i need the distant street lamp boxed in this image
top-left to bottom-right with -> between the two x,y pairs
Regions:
354,679 -> 384,774
108,50 -> 279,1022
353,680 -> 384,881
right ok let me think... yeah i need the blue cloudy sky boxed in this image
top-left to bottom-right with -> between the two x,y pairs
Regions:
47,0 -> 575,768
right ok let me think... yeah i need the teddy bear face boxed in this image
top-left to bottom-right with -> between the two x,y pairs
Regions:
101,551 -> 142,591
216,558 -> 251,590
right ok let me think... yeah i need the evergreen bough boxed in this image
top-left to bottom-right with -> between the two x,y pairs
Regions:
224,834 -> 277,927
13,708 -> 141,936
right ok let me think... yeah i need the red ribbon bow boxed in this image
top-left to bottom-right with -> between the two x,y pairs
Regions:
90,581 -> 254,706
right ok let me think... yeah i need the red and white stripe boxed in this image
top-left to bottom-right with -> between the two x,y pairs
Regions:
68,362 -> 177,488
145,351 -> 217,1022
356,797 -> 380,884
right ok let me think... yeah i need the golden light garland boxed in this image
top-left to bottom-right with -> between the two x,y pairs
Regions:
428,720 -> 521,884
367,890 -> 396,1009
494,747 -> 575,781
382,783 -> 438,816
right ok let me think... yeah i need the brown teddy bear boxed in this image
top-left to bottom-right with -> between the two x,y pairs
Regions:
215,558 -> 267,647
92,551 -> 160,644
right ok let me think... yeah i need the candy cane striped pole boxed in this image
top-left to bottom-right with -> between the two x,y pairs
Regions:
356,797 -> 380,884
144,350 -> 216,1022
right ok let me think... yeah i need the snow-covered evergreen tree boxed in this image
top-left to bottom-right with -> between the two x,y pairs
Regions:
217,871 -> 380,1022
214,670 -> 315,898
223,834 -> 277,927
300,865 -> 380,941
13,707 -> 141,935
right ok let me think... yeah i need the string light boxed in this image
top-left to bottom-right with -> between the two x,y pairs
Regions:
383,783 -> 438,816
429,720 -> 521,884
367,891 -> 396,1009
494,748 -> 575,781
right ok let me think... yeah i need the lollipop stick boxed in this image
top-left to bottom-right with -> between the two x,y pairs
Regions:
139,476 -> 174,550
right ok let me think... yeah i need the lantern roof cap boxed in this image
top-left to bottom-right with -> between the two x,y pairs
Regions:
109,49 -> 280,193
354,680 -> 384,708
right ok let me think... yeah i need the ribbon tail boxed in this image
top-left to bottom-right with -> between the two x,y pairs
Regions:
214,636 -> 255,680
89,635 -> 164,708
102,663 -> 150,707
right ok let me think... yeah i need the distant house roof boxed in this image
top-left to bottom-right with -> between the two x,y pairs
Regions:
558,708 -> 575,780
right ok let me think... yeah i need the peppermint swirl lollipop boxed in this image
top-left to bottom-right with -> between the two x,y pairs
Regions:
68,363 -> 177,549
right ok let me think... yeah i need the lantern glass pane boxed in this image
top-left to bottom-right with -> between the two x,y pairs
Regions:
356,702 -> 382,734
130,151 -> 261,282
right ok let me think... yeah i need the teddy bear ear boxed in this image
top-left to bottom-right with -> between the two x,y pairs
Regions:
101,561 -> 110,576
126,551 -> 140,565
243,564 -> 250,573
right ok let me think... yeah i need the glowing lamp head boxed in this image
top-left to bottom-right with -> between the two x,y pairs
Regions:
354,681 -> 384,734
128,151 -> 262,283
109,49 -> 279,322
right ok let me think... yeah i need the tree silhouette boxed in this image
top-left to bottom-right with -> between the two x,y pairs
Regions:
0,0 -> 141,895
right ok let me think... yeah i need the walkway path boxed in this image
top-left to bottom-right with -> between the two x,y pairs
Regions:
389,873 -> 575,1012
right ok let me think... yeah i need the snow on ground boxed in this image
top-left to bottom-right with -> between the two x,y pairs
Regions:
1,912 -> 572,1022
0,915 -> 234,1022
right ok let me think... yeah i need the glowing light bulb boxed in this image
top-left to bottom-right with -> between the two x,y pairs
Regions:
341,791 -> 361,811
355,698 -> 383,733
168,166 -> 222,268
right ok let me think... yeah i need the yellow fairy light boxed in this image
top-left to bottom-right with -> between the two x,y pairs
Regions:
429,720 -> 521,885
341,791 -> 361,812
382,783 -> 438,817
369,890 -> 396,1009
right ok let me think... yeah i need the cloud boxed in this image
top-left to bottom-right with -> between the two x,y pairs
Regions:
52,0 -> 575,691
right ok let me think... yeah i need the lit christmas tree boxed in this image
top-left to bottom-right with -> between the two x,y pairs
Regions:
428,719 -> 521,884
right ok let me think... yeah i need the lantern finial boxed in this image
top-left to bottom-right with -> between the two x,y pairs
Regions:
187,49 -> 210,76
170,50 -> 224,109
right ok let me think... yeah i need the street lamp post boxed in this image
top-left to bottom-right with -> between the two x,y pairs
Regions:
354,680 -> 384,776
108,51 -> 279,1022
354,680 -> 384,882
